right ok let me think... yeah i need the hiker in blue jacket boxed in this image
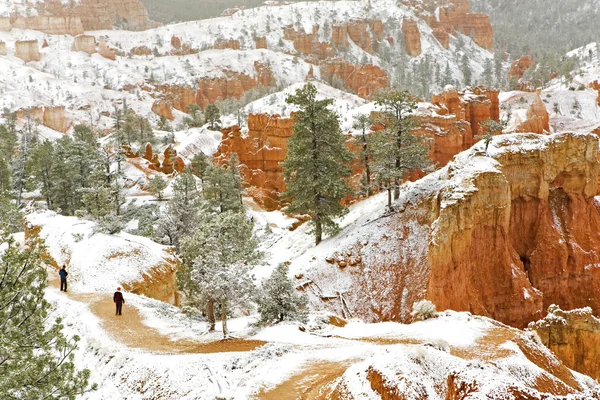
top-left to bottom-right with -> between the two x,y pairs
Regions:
59,265 -> 68,292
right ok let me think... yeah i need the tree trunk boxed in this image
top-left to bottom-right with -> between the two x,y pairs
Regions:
314,213 -> 322,246
387,187 -> 392,209
362,132 -> 371,196
221,299 -> 229,339
207,297 -> 216,331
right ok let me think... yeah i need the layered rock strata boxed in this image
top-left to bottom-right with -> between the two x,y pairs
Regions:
299,132 -> 600,329
531,306 -> 600,381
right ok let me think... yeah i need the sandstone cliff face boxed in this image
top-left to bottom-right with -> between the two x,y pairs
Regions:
12,16 -> 84,36
71,35 -> 96,55
215,114 -> 293,211
298,132 -> 600,329
0,41 -> 6,56
15,40 -> 41,62
531,305 -> 600,381
195,62 -> 274,109
320,59 -> 390,98
16,106 -> 68,133
402,18 -> 422,57
151,100 -> 174,120
41,0 -> 151,32
406,0 -> 494,51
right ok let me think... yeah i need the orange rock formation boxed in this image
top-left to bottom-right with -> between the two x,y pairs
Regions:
15,40 -> 41,62
515,90 -> 550,134
12,16 -> 84,36
195,62 -> 274,109
151,100 -> 174,120
16,106 -> 68,133
509,55 -> 534,79
215,114 -> 294,210
306,132 -> 600,329
0,41 -> 6,56
40,0 -> 151,31
402,18 -> 422,57
407,0 -> 494,51
531,305 -> 600,381
320,59 -> 390,98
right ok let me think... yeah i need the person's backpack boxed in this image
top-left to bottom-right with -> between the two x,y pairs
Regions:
114,292 -> 123,303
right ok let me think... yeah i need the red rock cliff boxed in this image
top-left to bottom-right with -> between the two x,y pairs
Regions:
531,305 -> 600,381
301,132 -> 600,329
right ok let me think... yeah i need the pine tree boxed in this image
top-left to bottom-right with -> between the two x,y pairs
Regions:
28,140 -> 54,207
256,263 -> 308,325
0,232 -> 96,398
191,152 -> 209,180
156,169 -> 201,249
476,118 -> 507,154
282,83 -> 353,246
202,163 -> 244,214
148,175 -> 168,200
179,211 -> 262,338
352,114 -> 374,197
461,54 -> 472,87
372,90 -> 431,208
205,104 -> 221,130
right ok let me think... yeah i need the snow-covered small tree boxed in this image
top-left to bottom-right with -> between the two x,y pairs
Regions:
476,118 -> 506,153
148,175 -> 168,201
156,169 -> 201,249
0,232 -> 96,398
180,210 -> 262,338
256,263 -> 308,325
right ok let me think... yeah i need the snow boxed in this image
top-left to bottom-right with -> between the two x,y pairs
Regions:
27,211 -> 177,293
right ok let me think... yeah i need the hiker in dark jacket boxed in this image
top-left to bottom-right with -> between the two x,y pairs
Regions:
59,265 -> 68,292
113,287 -> 125,316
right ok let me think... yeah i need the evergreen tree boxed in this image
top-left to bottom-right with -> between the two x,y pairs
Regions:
191,152 -> 210,180
28,140 -> 54,207
184,104 -> 204,128
461,54 -> 472,87
476,118 -> 507,154
0,232 -> 96,399
148,175 -> 168,201
179,211 -> 261,338
256,263 -> 308,325
371,90 -> 431,208
282,83 -> 353,246
202,163 -> 244,214
205,104 -> 221,130
156,169 -> 201,249
352,114 -> 374,197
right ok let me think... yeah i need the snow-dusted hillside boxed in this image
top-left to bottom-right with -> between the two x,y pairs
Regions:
0,0 -> 497,137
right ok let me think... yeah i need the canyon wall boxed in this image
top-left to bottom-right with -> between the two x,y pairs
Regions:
216,86 -> 499,210
16,106 -> 68,133
1,0 -> 151,35
531,306 -> 600,381
406,0 -> 494,51
300,132 -> 600,329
